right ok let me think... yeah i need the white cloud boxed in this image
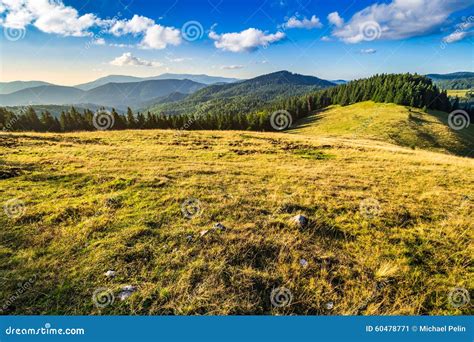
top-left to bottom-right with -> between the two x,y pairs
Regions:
109,52 -> 163,67
359,48 -> 377,54
109,43 -> 134,48
283,15 -> 322,29
92,38 -> 105,45
221,65 -> 244,70
109,14 -> 154,36
108,14 -> 182,50
209,28 -> 285,52
328,12 -> 344,28
0,1 -> 182,49
166,57 -> 192,62
0,0 -> 99,36
320,36 -> 332,42
443,20 -> 474,43
331,0 -> 473,43
140,24 -> 182,49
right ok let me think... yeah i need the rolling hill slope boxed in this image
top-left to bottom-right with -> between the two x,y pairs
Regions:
290,101 -> 474,157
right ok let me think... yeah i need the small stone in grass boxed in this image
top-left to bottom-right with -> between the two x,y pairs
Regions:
200,230 -> 209,237
213,222 -> 226,231
291,214 -> 308,228
325,301 -> 334,310
105,270 -> 116,278
299,259 -> 308,268
118,285 -> 137,301
186,235 -> 193,243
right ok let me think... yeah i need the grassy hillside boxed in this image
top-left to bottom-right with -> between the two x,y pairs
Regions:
291,101 -> 474,156
1,126 -> 472,315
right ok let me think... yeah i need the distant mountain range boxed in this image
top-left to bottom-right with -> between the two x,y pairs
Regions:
426,72 -> 474,80
74,73 -> 240,91
0,73 -> 239,95
0,81 -> 53,95
330,79 -> 348,85
1,71 -> 471,111
0,79 -> 206,109
426,72 -> 474,90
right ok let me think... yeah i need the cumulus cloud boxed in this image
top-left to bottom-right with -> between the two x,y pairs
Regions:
283,15 -> 322,29
109,14 -> 154,36
140,24 -> 182,49
109,52 -> 163,67
109,14 -> 182,50
221,65 -> 244,70
0,0 -> 98,36
331,0 -> 473,43
443,19 -> 474,43
359,48 -> 377,54
0,1 -> 182,49
328,12 -> 344,28
209,28 -> 285,52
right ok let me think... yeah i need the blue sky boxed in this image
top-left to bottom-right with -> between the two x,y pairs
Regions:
0,0 -> 473,85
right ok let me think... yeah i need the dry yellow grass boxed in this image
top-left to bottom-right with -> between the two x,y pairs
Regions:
0,105 -> 473,315
446,89 -> 470,98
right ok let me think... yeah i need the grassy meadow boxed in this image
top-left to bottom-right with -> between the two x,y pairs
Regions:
1,102 -> 473,315
446,89 -> 471,99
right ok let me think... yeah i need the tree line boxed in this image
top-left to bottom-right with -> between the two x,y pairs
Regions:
1,73 -> 468,132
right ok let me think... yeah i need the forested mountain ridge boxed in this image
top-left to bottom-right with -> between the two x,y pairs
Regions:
426,72 -> 474,90
1,73 -> 459,134
147,70 -> 336,116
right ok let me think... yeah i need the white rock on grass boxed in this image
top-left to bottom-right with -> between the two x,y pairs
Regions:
291,214 -> 309,228
105,270 -> 116,278
118,285 -> 137,301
